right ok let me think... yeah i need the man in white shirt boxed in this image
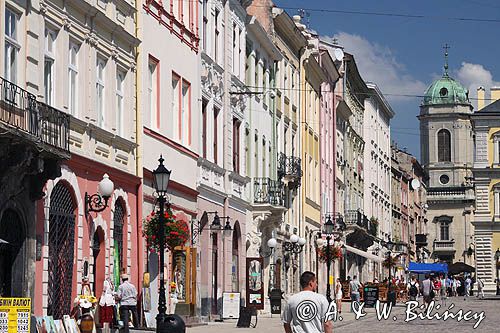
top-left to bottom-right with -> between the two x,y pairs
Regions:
282,271 -> 333,333
464,276 -> 472,301
421,274 -> 434,305
116,274 -> 138,332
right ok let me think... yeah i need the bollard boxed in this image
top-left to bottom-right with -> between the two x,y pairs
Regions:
163,314 -> 186,333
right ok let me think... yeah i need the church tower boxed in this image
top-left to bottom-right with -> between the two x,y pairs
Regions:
418,47 -> 475,264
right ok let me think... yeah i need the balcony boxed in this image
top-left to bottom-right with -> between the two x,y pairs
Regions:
427,187 -> 475,203
0,77 -> 70,157
253,177 -> 284,206
433,240 -> 455,254
277,152 -> 302,188
345,209 -> 362,225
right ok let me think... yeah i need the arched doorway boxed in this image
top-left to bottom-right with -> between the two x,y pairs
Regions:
92,227 -> 105,297
112,200 -> 125,289
0,209 -> 25,297
47,182 -> 76,319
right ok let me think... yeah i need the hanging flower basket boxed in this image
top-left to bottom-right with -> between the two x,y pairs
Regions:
496,261 -> 500,269
382,255 -> 398,269
318,245 -> 343,263
142,210 -> 190,252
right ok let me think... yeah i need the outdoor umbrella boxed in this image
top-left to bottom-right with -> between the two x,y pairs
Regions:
448,261 -> 475,275
0,238 -> 8,244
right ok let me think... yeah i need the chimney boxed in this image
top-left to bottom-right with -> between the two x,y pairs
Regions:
477,86 -> 485,110
246,0 -> 274,34
491,86 -> 500,103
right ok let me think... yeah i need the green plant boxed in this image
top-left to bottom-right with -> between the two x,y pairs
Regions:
142,210 -> 190,252
318,245 -> 343,263
382,255 -> 398,269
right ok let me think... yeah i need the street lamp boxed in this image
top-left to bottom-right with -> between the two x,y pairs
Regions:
283,234 -> 306,254
191,211 -> 232,245
323,216 -> 335,302
259,238 -> 277,258
152,155 -> 171,333
85,173 -> 114,214
495,248 -> 500,295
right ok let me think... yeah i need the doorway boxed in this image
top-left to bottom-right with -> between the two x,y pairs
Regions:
0,209 -> 25,297
92,227 -> 105,297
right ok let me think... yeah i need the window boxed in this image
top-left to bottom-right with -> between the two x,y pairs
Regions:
254,52 -> 259,88
233,24 -> 237,74
68,42 -> 79,116
214,107 -> 219,164
202,99 -> 208,159
262,139 -> 266,178
238,29 -> 242,79
245,42 -> 252,86
116,70 -> 125,136
439,221 -> 450,241
4,8 -> 19,83
148,58 -> 159,128
233,118 -> 240,173
214,9 -> 220,63
437,129 -> 451,162
202,0 -> 208,50
44,28 -> 56,105
181,80 -> 191,144
172,74 -> 180,138
245,128 -> 250,176
96,57 -> 106,128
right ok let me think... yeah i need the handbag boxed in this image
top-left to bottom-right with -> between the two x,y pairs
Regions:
429,289 -> 435,298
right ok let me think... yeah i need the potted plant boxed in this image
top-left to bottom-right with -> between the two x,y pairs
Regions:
382,255 -> 398,269
369,217 -> 379,236
318,245 -> 343,263
142,209 -> 190,252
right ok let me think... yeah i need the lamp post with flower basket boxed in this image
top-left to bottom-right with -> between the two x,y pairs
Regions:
143,156 -> 188,333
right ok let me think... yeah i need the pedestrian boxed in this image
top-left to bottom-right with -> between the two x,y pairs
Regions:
446,275 -> 452,297
349,275 -> 362,312
421,274 -> 434,306
464,275 -> 471,301
476,276 -> 485,299
282,271 -> 333,333
115,274 -> 138,332
99,277 -> 115,327
407,275 -> 419,302
439,273 -> 447,305
452,276 -> 459,297
334,278 -> 343,314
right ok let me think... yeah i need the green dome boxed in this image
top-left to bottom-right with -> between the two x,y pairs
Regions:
422,74 -> 470,106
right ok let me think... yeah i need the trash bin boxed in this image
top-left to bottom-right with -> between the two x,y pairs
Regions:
387,291 -> 396,306
269,289 -> 284,315
161,314 -> 185,333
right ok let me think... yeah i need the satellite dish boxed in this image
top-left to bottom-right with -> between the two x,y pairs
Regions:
334,48 -> 344,62
411,179 -> 421,190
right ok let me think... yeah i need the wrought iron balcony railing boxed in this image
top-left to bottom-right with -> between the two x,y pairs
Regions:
0,77 -> 70,153
278,152 -> 302,186
345,209 -> 362,225
254,177 -> 284,206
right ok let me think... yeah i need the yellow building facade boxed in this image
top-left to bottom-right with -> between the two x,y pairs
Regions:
472,96 -> 500,293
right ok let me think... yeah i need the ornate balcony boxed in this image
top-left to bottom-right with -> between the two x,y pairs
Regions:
253,177 -> 284,206
0,77 -> 70,157
277,152 -> 302,188
345,209 -> 362,225
433,240 -> 455,254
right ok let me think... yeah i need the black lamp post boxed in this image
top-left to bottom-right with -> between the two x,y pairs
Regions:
323,216 -> 335,303
495,248 -> 500,295
385,237 -> 395,286
152,156 -> 171,333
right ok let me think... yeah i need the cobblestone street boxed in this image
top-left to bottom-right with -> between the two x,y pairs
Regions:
187,298 -> 499,333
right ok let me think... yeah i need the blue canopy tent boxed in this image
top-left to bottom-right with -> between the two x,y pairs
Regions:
408,262 -> 448,274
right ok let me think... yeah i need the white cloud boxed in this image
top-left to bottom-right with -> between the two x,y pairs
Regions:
322,32 -> 427,102
454,62 -> 500,110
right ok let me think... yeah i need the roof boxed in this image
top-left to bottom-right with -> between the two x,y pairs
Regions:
422,74 -> 470,106
476,99 -> 500,114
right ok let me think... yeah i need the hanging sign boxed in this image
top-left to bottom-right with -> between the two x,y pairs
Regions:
0,298 -> 31,333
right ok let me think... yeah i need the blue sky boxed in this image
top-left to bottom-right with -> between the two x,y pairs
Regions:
275,0 -> 500,158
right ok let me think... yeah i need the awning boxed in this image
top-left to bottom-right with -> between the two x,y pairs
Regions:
343,244 -> 384,262
408,262 -> 448,273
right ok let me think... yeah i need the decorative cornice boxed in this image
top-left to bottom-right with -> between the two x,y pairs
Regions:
85,31 -> 99,47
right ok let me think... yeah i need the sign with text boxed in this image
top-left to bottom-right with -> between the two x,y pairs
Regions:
0,298 -> 31,333
246,257 -> 264,309
222,292 -> 241,318
363,286 -> 379,308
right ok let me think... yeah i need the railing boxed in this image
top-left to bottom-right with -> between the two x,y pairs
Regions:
254,177 -> 284,206
433,240 -> 455,250
0,77 -> 70,153
278,152 -> 302,182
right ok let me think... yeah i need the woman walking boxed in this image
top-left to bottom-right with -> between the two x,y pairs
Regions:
335,278 -> 343,314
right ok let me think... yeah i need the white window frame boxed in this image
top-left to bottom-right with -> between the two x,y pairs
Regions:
44,28 -> 56,106
96,57 -> 106,128
148,60 -> 158,129
172,74 -> 180,140
181,80 -> 190,145
68,42 -> 79,116
116,69 -> 125,137
4,8 -> 20,84
493,135 -> 500,164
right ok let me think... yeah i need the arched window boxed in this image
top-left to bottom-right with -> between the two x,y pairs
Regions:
437,129 -> 451,162
48,182 -> 76,319
113,200 -> 125,284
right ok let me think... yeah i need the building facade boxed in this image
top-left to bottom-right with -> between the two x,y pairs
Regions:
418,58 -> 474,266
471,94 -> 500,293
140,0 -> 201,320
